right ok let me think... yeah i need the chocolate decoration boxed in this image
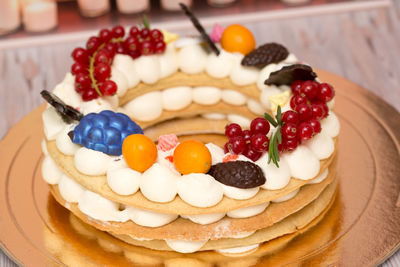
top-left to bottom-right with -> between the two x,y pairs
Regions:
242,43 -> 289,68
179,3 -> 220,56
40,90 -> 83,124
264,64 -> 317,86
208,160 -> 266,189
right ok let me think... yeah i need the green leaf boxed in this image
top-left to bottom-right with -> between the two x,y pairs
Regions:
277,127 -> 282,144
264,112 -> 278,127
276,105 -> 282,125
142,14 -> 150,29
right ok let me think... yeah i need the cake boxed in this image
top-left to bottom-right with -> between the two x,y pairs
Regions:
40,5 -> 340,257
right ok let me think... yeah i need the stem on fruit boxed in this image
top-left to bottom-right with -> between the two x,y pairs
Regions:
89,44 -> 106,97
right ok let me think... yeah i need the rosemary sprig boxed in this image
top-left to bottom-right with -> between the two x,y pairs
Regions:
142,14 -> 150,29
264,106 -> 283,168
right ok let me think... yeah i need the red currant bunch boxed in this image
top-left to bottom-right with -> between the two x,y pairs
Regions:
126,26 -> 166,57
277,79 -> 335,151
71,24 -> 167,102
223,117 -> 271,162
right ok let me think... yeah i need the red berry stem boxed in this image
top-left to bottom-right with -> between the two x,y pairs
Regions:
88,43 -> 106,97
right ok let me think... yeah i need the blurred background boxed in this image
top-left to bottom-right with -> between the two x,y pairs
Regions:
0,0 -> 399,266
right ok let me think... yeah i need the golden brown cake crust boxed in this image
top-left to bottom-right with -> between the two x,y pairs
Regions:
49,156 -> 337,240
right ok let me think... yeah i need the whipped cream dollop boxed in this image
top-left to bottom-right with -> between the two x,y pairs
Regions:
217,243 -> 259,254
74,147 -> 112,176
107,167 -> 141,196
309,168 -> 329,184
165,239 -> 208,253
177,173 -> 223,208
271,188 -> 300,203
227,202 -> 270,219
140,163 -> 179,203
181,212 -> 226,225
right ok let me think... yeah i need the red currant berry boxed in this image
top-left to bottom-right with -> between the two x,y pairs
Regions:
225,123 -> 243,139
100,80 -> 117,96
94,49 -> 112,65
309,119 -> 321,134
242,130 -> 252,143
300,81 -> 319,101
150,29 -> 163,41
140,28 -> 150,39
128,50 -> 141,59
291,80 -> 303,95
81,88 -> 98,101
283,138 -> 298,152
75,73 -> 91,92
99,28 -> 113,43
112,25 -> 125,38
250,133 -> 269,152
243,145 -> 262,162
277,142 -> 284,153
124,36 -> 140,52
224,142 -> 230,154
295,103 -> 313,122
228,136 -> 246,154
94,63 -> 111,81
281,123 -> 297,139
154,41 -> 166,54
250,118 -> 270,135
282,110 -> 299,125
311,103 -> 324,120
297,122 -> 313,141
115,42 -> 127,54
317,83 -> 335,102
140,41 -> 154,55
129,26 -> 140,38
103,43 -> 116,57
71,62 -> 88,75
290,94 -> 308,109
86,36 -> 102,54
71,47 -> 89,65
314,101 -> 329,118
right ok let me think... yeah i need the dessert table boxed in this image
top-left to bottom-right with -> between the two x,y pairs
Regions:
0,1 -> 399,266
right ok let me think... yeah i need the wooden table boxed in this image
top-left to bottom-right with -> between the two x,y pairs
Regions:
1,2 -> 399,266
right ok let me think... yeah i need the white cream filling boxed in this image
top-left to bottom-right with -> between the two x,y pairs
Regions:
56,124 -> 80,155
177,173 -> 223,208
227,202 -> 270,219
192,86 -> 222,105
58,174 -> 85,203
74,147 -> 112,176
165,239 -> 207,253
123,91 -> 163,122
229,231 -> 256,239
217,243 -> 259,254
106,167 -> 141,196
221,89 -> 247,106
181,212 -> 226,225
140,163 -> 179,203
178,44 -> 207,74
161,86 -> 192,111
308,168 -> 329,184
271,188 -> 300,203
42,107 -> 65,141
42,156 -> 62,185
283,146 -> 320,180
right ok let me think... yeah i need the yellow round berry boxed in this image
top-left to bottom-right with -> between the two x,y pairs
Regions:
221,24 -> 256,55
122,134 -> 157,172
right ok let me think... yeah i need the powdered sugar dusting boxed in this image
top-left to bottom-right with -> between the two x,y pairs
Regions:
213,220 -> 232,238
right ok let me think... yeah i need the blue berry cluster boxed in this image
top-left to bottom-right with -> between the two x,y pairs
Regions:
72,110 -> 143,155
